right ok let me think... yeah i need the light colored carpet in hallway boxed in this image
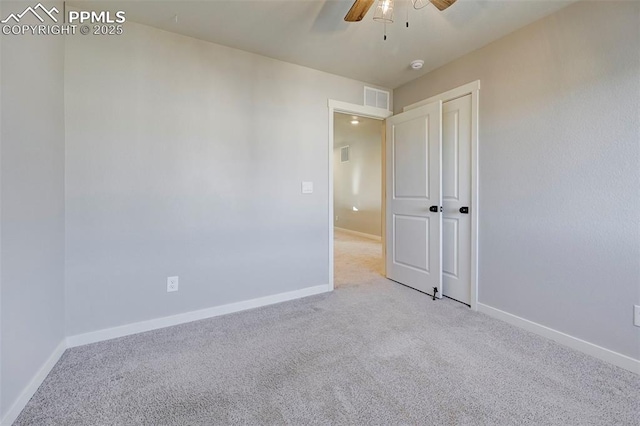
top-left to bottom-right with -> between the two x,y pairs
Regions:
334,229 -> 383,288
15,231 -> 639,425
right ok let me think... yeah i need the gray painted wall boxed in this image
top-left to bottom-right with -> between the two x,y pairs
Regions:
64,22 -> 390,336
394,1 -> 640,360
333,113 -> 382,237
0,1 -> 66,417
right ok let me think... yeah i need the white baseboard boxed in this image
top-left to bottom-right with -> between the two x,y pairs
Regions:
67,284 -> 331,348
1,340 -> 66,426
477,303 -> 639,374
334,227 -> 381,242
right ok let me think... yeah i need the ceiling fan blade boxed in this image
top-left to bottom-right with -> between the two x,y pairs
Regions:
344,0 -> 375,22
430,0 -> 457,11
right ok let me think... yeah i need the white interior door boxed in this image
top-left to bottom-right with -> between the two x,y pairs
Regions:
385,101 -> 442,298
442,95 -> 472,305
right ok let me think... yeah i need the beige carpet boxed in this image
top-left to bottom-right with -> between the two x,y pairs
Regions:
334,229 -> 383,288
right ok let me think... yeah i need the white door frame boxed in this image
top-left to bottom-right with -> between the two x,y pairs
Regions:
403,80 -> 480,311
327,100 -> 392,291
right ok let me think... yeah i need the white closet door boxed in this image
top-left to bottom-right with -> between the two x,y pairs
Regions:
385,101 -> 443,298
442,94 -> 472,305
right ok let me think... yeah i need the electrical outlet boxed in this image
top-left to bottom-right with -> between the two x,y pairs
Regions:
634,305 -> 640,327
167,276 -> 179,293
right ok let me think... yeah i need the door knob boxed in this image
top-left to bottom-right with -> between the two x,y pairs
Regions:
459,207 -> 469,214
430,206 -> 442,213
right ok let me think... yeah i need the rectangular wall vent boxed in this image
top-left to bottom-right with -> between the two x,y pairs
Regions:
364,87 -> 390,110
340,146 -> 350,163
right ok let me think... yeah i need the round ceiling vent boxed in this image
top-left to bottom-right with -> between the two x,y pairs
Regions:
410,60 -> 424,70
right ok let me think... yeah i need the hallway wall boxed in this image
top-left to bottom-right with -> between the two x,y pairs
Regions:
333,113 -> 382,238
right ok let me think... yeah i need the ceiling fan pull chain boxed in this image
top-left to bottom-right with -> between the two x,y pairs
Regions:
406,0 -> 409,27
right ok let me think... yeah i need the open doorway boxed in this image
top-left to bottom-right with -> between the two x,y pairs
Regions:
327,100 -> 391,291
332,112 -> 384,288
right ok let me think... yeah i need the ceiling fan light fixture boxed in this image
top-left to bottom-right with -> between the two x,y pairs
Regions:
373,0 -> 394,23
412,0 -> 430,9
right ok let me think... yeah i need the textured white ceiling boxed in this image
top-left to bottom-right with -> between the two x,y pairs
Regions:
80,0 -> 578,88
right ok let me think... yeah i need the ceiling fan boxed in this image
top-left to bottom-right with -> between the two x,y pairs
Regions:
345,0 -> 457,22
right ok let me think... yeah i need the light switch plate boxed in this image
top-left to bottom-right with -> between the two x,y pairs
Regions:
634,305 -> 640,327
301,181 -> 313,194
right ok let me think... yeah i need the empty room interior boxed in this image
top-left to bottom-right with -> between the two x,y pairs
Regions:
1,0 -> 639,424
